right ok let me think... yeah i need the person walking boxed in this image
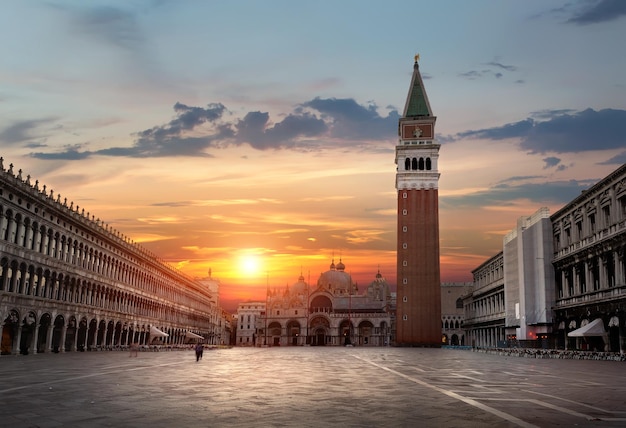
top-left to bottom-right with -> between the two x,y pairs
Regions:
195,343 -> 203,362
130,342 -> 139,357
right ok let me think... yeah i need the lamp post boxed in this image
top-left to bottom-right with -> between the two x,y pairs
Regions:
264,272 -> 269,347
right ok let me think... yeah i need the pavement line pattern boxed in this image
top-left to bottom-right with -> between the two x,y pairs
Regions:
0,360 -> 186,394
351,354 -> 538,428
523,389 -> 626,419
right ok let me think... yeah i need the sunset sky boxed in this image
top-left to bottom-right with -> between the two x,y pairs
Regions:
2,1 -> 625,312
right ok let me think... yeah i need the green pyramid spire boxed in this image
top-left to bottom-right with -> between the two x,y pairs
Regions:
403,58 -> 433,118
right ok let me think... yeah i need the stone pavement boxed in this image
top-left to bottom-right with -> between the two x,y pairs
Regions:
1,347 -> 625,428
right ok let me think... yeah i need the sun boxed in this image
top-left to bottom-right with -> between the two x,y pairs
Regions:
240,254 -> 261,276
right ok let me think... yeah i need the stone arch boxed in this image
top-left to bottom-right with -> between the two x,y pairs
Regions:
310,295 -> 332,313
114,321 -> 123,348
339,319 -> 354,346
1,309 -> 20,354
286,320 -> 301,346
106,320 -> 115,348
309,316 -> 329,346
77,317 -> 88,351
38,312 -> 52,353
52,314 -> 65,352
65,316 -> 78,351
87,318 -> 98,350
451,334 -> 459,346
358,320 -> 374,346
268,321 -> 282,346
0,256 -> 10,291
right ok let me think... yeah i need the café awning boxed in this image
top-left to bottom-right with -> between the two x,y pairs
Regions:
567,318 -> 606,337
185,331 -> 204,340
150,326 -> 169,338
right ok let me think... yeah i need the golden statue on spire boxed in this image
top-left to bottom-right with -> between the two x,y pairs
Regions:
414,53 -> 420,63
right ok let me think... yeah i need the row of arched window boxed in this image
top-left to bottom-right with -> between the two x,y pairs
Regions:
0,204 -> 211,313
443,319 -> 462,329
404,157 -> 432,171
0,256 -> 211,326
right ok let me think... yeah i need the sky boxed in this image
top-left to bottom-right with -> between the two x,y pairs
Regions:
1,0 -> 625,312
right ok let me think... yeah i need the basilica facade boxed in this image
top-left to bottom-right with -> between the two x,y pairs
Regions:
0,159 -> 226,355
253,259 -> 395,347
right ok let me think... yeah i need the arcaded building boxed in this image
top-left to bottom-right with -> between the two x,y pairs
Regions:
551,163 -> 626,352
464,252 -> 506,348
441,282 -> 473,346
1,160 -> 223,355
466,163 -> 626,353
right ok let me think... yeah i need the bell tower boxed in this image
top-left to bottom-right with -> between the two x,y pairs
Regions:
395,55 -> 442,346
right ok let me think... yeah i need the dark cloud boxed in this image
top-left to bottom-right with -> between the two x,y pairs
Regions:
127,103 -> 230,157
567,0 -> 626,24
457,119 -> 533,140
456,108 -> 626,154
30,97 -> 398,160
543,157 -> 561,169
302,97 -> 399,140
441,178 -> 596,209
30,103 -> 228,160
0,118 -> 57,144
500,175 -> 544,183
485,61 -> 517,72
530,109 -> 577,119
459,69 -> 506,80
459,60 -> 519,81
520,109 -> 626,153
29,148 -> 92,161
234,111 -> 327,150
459,70 -> 483,80
71,5 -> 144,51
600,151 -> 626,165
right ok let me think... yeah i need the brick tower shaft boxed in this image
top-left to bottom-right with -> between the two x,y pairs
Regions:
395,56 -> 442,346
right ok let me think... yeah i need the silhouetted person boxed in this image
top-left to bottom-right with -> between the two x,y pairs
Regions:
130,342 -> 139,357
195,343 -> 203,361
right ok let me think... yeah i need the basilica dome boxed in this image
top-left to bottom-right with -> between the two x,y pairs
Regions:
317,259 -> 353,294
290,274 -> 309,295
366,269 -> 391,301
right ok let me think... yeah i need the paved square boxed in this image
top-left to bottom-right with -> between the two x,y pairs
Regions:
1,348 -> 625,427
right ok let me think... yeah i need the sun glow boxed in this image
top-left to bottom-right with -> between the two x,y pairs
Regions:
240,254 -> 262,276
